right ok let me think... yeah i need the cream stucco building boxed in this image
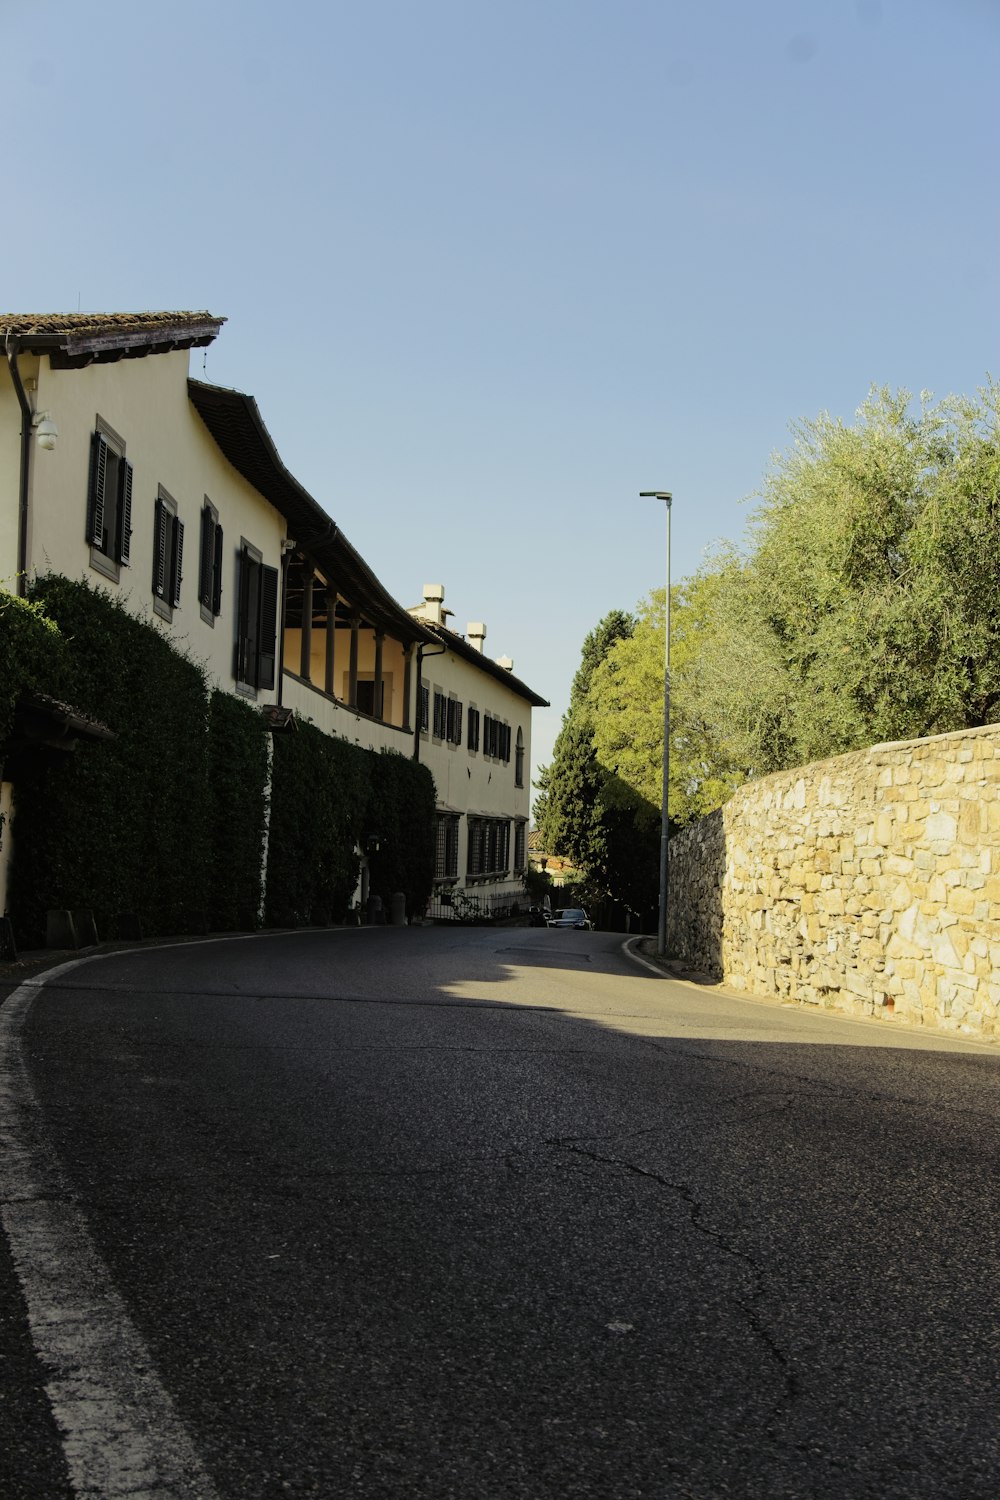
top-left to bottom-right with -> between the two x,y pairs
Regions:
1,311 -> 545,925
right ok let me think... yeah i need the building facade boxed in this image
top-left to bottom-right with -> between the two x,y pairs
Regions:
1,312 -> 545,925
407,586 -> 545,915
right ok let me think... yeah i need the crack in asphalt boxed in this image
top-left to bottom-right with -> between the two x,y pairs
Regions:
544,1135 -> 798,1428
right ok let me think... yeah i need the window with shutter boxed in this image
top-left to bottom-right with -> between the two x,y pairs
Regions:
419,684 -> 430,731
152,492 -> 183,621
199,498 -> 223,624
236,542 -> 262,689
515,727 -> 525,786
467,707 -> 480,752
235,541 -> 278,693
152,488 -> 182,621
87,418 -> 132,581
212,523 -> 224,615
118,461 -> 133,565
87,431 -> 107,548
170,517 -> 184,607
257,564 -> 278,689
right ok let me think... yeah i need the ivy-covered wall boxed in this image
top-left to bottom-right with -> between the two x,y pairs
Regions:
10,576 -> 214,942
265,723 -> 435,924
0,576 -> 436,945
266,720 -> 368,926
364,747 -> 436,918
207,689 -> 271,931
0,589 -> 68,743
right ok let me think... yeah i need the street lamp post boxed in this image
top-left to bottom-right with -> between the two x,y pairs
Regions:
640,491 -> 673,956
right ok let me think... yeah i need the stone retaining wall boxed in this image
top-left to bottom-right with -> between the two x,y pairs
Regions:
668,724 -> 1000,1040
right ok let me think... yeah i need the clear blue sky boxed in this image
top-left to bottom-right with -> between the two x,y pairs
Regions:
5,0 -> 998,803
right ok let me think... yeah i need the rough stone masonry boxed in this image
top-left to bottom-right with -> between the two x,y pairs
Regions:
667,723 -> 1000,1041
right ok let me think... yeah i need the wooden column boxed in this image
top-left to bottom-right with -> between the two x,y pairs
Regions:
349,615 -> 360,708
325,591 -> 336,696
299,570 -> 313,681
373,631 -> 384,721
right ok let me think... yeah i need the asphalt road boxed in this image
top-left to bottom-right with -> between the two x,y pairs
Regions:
2,926 -> 1000,1499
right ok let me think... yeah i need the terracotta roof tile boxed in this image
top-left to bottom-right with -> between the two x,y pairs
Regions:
0,310 -> 221,337
1,311 -> 225,366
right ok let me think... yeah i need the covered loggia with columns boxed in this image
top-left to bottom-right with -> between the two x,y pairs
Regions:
282,549 -> 423,732
188,378 -> 432,747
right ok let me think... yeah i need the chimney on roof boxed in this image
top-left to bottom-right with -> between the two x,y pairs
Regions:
496,655 -> 514,671
467,621 -> 486,653
420,583 -> 446,627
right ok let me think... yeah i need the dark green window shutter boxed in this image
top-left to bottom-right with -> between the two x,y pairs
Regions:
87,432 -> 107,547
199,506 -> 214,606
212,525 -> 224,614
235,555 -> 248,684
152,497 -> 168,597
236,546 -> 262,685
256,563 -> 279,689
170,518 -> 184,606
118,460 -> 133,563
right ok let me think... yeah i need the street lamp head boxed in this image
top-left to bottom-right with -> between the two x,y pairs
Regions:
640,490 -> 673,504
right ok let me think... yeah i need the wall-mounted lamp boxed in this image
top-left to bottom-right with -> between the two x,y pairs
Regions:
281,537 -> 297,555
32,411 -> 58,450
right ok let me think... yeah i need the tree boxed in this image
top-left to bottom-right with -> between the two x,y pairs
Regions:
566,382 -> 1000,832
533,609 -> 634,863
716,382 -> 1000,766
588,578 -> 748,827
535,610 -> 659,922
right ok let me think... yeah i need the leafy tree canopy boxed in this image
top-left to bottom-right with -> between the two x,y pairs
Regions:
535,609 -> 659,920
546,381 -> 1000,851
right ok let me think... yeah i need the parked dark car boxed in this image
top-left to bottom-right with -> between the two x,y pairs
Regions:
546,907 -> 593,930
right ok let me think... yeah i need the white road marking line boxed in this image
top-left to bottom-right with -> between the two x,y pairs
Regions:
0,961 -> 223,1500
621,936 -> 669,976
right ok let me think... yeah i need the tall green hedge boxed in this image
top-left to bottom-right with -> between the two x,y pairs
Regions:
266,721 -> 369,924
3,574 -> 435,944
266,729 -> 436,925
365,748 -> 436,918
0,588 -> 68,744
207,690 -> 270,930
11,576 -> 212,942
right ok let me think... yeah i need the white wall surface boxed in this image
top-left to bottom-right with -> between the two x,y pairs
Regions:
17,350 -> 284,693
